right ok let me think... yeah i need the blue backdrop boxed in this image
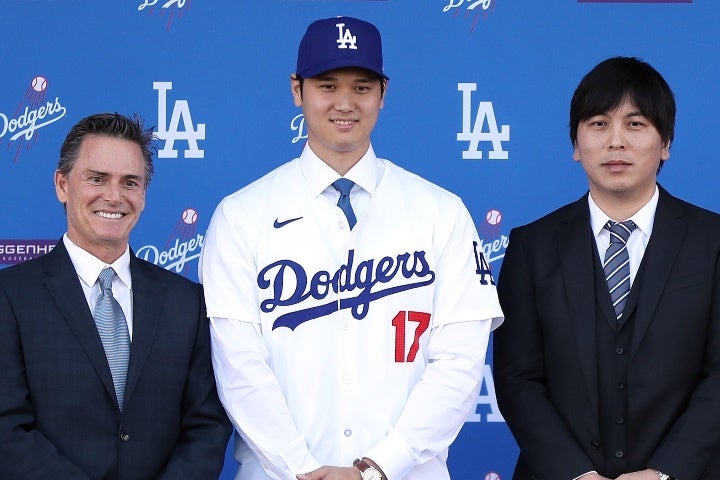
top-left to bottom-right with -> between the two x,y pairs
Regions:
2,1 -> 718,478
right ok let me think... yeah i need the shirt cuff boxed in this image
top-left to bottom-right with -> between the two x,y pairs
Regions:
365,428 -> 415,480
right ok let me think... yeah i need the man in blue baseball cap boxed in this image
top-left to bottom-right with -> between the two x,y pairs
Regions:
200,15 -> 503,480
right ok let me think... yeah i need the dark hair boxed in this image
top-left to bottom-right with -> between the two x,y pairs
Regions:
58,113 -> 155,187
294,71 -> 387,98
569,57 -> 675,150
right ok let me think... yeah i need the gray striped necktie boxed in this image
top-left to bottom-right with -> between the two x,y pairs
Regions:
603,220 -> 637,324
94,267 -> 130,412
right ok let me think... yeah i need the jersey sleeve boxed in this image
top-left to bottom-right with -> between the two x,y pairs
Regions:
431,197 -> 504,329
199,197 -> 261,323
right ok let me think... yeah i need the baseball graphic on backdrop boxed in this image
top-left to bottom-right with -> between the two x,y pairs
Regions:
485,473 -> 501,480
31,75 -> 47,92
486,208 -> 502,226
182,208 -> 198,225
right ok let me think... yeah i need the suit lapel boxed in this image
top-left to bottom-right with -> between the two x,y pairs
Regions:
629,187 -> 686,356
558,197 -> 600,417
124,254 -> 161,405
41,241 -> 118,404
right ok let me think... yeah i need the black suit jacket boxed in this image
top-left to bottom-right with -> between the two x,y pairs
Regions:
494,186 -> 720,480
0,240 -> 231,480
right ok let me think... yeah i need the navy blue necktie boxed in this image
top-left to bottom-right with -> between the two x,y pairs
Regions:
94,267 -> 131,412
603,220 -> 637,323
332,178 -> 357,229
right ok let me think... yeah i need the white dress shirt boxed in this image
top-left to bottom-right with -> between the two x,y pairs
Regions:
63,234 -> 134,338
589,186 -> 658,287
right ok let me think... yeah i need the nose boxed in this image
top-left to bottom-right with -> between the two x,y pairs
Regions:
334,89 -> 355,113
103,182 -> 122,203
606,124 -> 626,150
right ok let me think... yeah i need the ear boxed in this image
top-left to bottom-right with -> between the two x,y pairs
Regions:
290,74 -> 303,107
54,170 -> 68,203
379,80 -> 388,109
573,144 -> 581,162
661,140 -> 671,161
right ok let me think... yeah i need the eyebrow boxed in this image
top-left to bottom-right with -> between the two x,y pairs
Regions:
314,75 -> 376,83
85,169 -> 144,181
589,109 -> 646,119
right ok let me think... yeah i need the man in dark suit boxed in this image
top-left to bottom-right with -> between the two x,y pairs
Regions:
494,57 -> 720,480
0,113 -> 231,479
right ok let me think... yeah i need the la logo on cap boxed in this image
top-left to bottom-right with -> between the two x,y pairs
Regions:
296,16 -> 388,80
336,22 -> 358,50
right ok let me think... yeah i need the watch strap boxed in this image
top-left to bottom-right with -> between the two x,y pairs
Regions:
353,458 -> 372,472
353,458 -> 383,479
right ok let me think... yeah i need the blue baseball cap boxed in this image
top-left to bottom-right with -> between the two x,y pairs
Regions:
296,16 -> 389,80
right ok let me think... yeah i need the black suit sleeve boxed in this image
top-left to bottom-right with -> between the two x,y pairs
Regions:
493,228 -> 596,479
0,282 -> 92,480
646,234 -> 720,479
154,287 -> 232,480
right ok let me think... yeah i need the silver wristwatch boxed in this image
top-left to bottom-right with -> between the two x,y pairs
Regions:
353,458 -> 383,480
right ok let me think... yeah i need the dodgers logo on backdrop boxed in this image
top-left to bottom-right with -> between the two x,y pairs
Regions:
0,240 -> 55,266
0,76 -> 67,163
135,208 -> 204,277
153,82 -> 206,159
477,208 -> 508,264
457,83 -> 509,160
137,0 -> 190,29
442,0 -> 497,32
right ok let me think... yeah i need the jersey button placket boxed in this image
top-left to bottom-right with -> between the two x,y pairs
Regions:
338,302 -> 357,456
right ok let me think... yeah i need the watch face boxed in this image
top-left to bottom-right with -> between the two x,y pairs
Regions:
361,467 -> 383,480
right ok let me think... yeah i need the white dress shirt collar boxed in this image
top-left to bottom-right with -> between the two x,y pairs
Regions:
62,234 -> 132,289
588,185 -> 659,240
299,143 -> 380,197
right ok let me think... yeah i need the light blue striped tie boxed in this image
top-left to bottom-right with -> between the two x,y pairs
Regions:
94,267 -> 130,412
332,178 -> 357,229
603,220 -> 637,324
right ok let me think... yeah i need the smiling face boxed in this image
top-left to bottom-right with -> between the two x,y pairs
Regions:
573,99 -> 670,209
55,134 -> 146,263
291,67 -> 385,174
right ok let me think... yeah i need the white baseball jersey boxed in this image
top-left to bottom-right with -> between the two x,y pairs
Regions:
200,144 -> 503,480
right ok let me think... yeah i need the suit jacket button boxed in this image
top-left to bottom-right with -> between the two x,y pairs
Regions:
120,431 -> 130,442
615,450 -> 624,458
590,440 -> 600,450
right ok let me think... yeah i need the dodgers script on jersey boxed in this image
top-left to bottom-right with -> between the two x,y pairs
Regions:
200,145 -> 503,480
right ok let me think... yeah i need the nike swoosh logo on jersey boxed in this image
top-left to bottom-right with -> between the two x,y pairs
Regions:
273,216 -> 304,228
